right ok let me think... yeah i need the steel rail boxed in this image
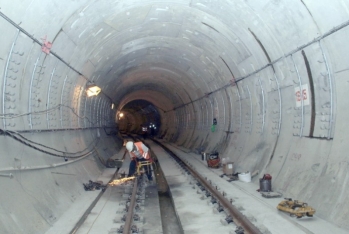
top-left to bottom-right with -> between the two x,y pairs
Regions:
154,139 -> 262,234
69,168 -> 119,234
122,176 -> 139,234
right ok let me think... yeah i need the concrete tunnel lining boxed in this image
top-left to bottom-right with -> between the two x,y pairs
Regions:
1,0 -> 349,233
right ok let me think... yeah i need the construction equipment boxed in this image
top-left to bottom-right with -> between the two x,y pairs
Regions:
136,160 -> 152,175
277,198 -> 316,218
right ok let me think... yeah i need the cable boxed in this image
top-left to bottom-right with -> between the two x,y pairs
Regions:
0,129 -> 97,158
0,104 -> 61,118
0,103 -> 99,126
5,129 -> 100,155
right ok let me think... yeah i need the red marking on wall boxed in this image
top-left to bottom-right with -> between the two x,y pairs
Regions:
41,36 -> 52,54
296,89 -> 307,102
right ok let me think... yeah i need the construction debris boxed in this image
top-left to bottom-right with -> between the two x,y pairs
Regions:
83,180 -> 107,192
261,191 -> 282,198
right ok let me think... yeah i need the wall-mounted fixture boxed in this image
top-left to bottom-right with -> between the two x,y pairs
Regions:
86,83 -> 101,97
111,103 -> 115,109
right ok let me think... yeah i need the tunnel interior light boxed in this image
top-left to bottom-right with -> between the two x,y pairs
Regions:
86,84 -> 101,97
111,103 -> 114,109
119,113 -> 124,118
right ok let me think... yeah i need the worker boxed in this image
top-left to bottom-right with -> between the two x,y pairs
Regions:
141,125 -> 148,139
125,141 -> 153,182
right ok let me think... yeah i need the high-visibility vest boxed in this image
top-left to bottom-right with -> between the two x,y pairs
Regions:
130,142 -> 150,160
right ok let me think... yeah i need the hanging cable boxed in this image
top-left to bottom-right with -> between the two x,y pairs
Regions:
4,129 -> 99,155
0,104 -> 99,126
0,129 -> 98,158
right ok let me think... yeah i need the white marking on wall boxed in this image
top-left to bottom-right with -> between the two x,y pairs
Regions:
94,28 -> 104,37
79,29 -> 87,38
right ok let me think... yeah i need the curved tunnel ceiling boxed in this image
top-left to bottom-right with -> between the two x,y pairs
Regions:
60,1 -> 259,110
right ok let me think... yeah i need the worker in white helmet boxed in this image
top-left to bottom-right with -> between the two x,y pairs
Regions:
125,141 -> 153,181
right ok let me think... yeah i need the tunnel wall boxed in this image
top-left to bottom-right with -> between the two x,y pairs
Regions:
0,129 -> 122,234
163,3 -> 349,229
0,3 -> 119,233
1,0 -> 349,231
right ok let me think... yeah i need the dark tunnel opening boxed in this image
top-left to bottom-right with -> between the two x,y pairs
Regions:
119,100 -> 161,137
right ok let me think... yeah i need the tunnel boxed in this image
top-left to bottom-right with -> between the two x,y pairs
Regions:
1,0 -> 349,233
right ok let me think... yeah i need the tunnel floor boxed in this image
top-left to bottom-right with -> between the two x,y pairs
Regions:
45,140 -> 347,234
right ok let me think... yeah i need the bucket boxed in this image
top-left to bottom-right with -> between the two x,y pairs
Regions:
238,172 -> 251,182
259,179 -> 272,192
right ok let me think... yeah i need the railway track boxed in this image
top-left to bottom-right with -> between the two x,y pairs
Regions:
70,136 -> 314,234
103,137 -> 261,234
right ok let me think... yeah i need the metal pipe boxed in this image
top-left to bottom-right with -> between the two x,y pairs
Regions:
2,30 -> 19,130
171,19 -> 349,112
12,126 -> 101,134
0,173 -> 13,178
60,75 -> 68,128
274,73 -> 282,136
291,55 -> 304,137
246,85 -> 252,133
319,41 -> 333,139
47,67 -> 56,129
0,151 -> 93,173
28,53 -> 42,129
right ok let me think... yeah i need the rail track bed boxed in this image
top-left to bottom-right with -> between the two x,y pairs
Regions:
60,138 -> 347,234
